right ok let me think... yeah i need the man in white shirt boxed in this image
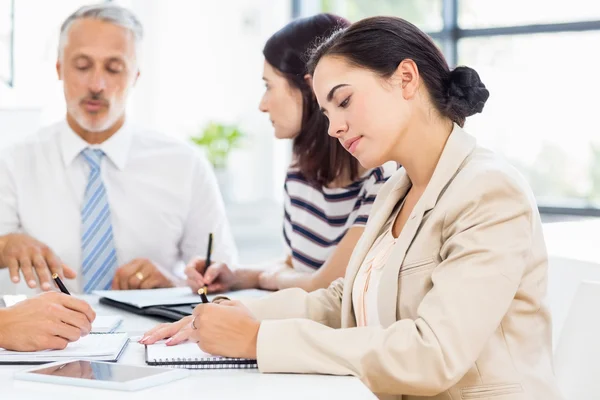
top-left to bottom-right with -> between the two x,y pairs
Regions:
0,4 -> 237,294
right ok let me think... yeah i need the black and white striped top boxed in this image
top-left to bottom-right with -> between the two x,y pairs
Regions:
283,162 -> 397,272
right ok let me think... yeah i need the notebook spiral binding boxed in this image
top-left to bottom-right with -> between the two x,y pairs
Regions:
150,357 -> 258,369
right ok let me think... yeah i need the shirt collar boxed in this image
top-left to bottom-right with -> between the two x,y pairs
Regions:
59,119 -> 133,170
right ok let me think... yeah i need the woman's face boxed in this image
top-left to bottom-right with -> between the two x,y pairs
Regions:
312,56 -> 417,169
259,60 -> 304,140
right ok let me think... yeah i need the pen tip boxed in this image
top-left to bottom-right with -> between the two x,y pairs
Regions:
197,287 -> 205,295
52,273 -> 59,279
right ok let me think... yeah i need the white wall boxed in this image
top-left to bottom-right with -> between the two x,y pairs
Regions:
0,108 -> 41,148
117,0 -> 292,203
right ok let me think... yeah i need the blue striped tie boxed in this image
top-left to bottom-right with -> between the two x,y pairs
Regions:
81,149 -> 118,293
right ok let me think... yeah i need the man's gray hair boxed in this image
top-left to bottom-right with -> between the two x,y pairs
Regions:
58,3 -> 143,59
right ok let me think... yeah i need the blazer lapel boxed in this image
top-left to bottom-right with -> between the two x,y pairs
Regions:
376,124 -> 478,327
341,171 -> 411,327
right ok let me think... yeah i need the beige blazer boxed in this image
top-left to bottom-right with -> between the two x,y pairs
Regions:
245,124 -> 562,400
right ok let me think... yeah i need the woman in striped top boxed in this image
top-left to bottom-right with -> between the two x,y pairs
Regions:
281,164 -> 395,276
184,14 -> 395,294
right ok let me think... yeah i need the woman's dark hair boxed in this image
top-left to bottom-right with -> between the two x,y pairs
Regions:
263,14 -> 359,187
308,16 -> 490,127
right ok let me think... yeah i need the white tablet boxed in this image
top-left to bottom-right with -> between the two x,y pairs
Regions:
14,359 -> 189,391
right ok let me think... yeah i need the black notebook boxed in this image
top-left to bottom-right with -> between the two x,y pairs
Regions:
99,296 -> 195,321
95,288 -> 200,321
144,342 -> 257,370
96,288 -> 268,322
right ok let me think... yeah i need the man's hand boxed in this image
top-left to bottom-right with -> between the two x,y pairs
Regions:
111,258 -> 174,290
0,233 -> 76,290
185,258 -> 237,293
189,300 -> 259,359
0,292 -> 96,351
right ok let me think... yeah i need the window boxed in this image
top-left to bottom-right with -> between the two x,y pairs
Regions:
295,0 -> 600,215
459,0 -> 600,29
0,0 -> 96,149
0,0 -> 101,110
460,31 -> 600,208
320,0 -> 443,31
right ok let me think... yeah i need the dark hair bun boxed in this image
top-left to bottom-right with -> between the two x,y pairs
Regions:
446,66 -> 490,119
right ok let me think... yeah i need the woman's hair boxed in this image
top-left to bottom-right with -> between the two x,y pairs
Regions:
308,16 -> 490,127
263,14 -> 359,187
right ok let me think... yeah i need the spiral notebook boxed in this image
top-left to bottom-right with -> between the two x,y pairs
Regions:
144,341 -> 257,369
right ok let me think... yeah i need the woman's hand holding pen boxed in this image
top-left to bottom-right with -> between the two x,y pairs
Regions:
139,300 -> 260,360
185,258 -> 238,293
145,232 -> 259,356
190,300 -> 259,359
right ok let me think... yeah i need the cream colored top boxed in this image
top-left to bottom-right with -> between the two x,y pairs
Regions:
352,202 -> 402,327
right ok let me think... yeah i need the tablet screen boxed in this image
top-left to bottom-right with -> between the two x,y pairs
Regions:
28,360 -> 168,382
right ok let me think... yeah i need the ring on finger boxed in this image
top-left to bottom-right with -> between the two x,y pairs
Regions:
212,295 -> 231,304
135,271 -> 144,281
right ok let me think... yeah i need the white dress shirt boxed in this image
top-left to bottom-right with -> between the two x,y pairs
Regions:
0,120 -> 237,294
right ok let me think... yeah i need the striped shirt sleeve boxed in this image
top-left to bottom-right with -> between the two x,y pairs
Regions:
351,163 -> 396,227
282,180 -> 293,255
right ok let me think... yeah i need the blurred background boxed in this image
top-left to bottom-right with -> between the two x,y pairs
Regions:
1,0 -> 600,263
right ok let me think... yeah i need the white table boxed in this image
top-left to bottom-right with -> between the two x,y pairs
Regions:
0,295 -> 376,399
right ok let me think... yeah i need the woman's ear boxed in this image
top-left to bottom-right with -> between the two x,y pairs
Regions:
304,74 -> 313,88
304,74 -> 316,99
393,59 -> 420,100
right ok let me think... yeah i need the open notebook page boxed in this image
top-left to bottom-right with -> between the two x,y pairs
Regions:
0,333 -> 128,360
91,315 -> 124,333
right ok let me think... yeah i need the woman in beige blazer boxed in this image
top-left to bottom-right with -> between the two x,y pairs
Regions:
142,16 -> 562,400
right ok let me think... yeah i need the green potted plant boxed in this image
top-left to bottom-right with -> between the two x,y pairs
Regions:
191,122 -> 245,169
191,122 -> 245,201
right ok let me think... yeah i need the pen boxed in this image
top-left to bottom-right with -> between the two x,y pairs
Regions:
52,273 -> 71,295
197,233 -> 213,304
205,232 -> 213,272
197,286 -> 209,304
